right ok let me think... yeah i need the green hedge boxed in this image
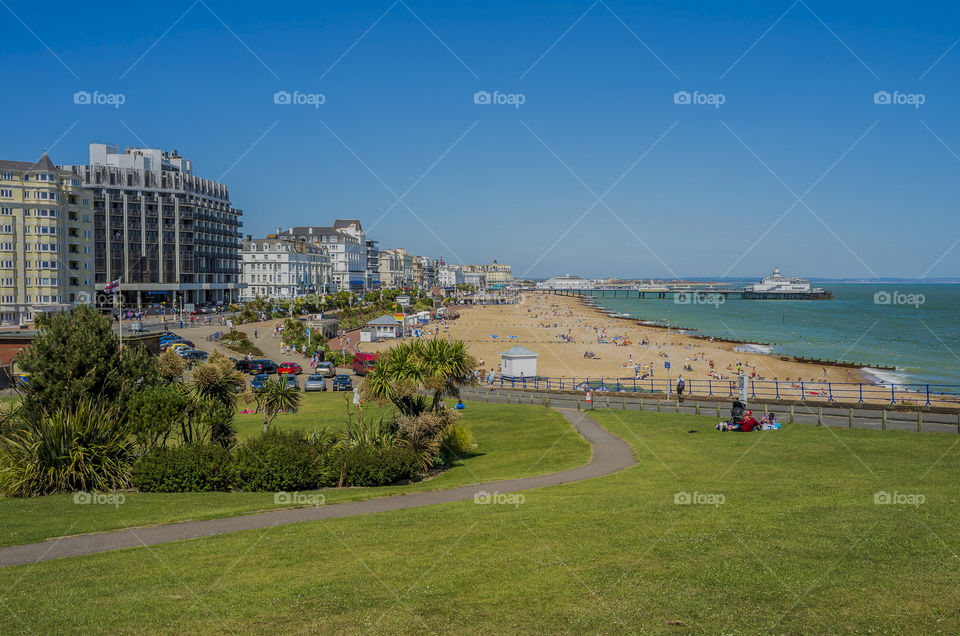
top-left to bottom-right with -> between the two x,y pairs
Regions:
132,444 -> 232,492
336,445 -> 421,487
232,429 -> 330,492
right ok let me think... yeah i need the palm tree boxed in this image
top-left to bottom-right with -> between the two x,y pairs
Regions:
187,354 -> 244,412
256,379 -> 302,433
362,339 -> 475,416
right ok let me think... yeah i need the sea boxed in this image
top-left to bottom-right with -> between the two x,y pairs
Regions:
588,283 -> 960,387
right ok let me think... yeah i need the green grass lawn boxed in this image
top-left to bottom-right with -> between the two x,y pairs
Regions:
3,409 -> 959,633
0,395 -> 589,549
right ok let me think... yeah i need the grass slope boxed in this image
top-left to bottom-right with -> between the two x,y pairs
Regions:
0,396 -> 588,548
2,410 -> 959,633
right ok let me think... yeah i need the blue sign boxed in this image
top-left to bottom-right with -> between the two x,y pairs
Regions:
664,361 -> 671,369
306,327 -> 310,338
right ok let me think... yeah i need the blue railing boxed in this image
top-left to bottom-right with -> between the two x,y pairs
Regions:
491,376 -> 960,406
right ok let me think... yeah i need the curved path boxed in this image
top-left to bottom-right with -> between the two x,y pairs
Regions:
0,409 -> 634,567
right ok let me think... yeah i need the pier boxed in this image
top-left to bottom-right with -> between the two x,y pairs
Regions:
540,286 -> 832,300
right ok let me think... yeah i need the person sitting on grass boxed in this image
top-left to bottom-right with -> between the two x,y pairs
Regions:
455,399 -> 465,410
737,410 -> 759,432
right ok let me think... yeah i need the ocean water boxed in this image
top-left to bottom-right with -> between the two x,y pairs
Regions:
588,284 -> 960,386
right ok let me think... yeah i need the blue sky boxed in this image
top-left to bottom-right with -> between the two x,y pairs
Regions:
3,0 -> 960,279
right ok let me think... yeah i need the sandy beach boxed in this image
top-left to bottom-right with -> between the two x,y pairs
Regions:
358,292 -> 865,387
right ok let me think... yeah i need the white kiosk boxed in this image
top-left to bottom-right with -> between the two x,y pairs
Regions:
499,346 -> 538,379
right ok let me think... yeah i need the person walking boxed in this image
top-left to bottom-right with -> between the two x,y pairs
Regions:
676,375 -> 685,403
254,327 -> 258,339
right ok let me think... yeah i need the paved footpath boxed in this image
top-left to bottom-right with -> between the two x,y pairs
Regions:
0,409 -> 634,567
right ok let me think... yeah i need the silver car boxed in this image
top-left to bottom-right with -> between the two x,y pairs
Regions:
315,362 -> 336,378
303,374 -> 327,392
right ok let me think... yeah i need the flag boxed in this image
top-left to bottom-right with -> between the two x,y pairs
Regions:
104,279 -> 121,294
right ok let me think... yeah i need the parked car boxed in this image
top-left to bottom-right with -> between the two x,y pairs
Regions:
315,361 -> 336,378
277,362 -> 302,376
331,375 -> 353,391
161,341 -> 193,352
251,374 -> 270,391
284,376 -> 300,390
174,347 -> 200,358
352,352 -> 378,376
303,374 -> 327,392
248,359 -> 278,375
234,359 -> 254,373
183,350 -> 209,363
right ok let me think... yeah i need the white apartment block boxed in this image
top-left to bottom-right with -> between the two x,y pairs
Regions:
277,223 -> 365,292
241,236 -> 331,299
437,264 -> 464,287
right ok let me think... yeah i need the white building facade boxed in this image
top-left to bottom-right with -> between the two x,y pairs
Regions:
241,236 -> 331,299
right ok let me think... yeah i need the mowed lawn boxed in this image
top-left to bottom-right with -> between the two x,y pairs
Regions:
3,410 -> 960,634
0,394 -> 589,548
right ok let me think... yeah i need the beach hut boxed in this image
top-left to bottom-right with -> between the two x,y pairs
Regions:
366,315 -> 400,340
500,345 -> 538,379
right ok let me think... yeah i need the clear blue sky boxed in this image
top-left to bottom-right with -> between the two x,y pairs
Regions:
3,0 -> 959,279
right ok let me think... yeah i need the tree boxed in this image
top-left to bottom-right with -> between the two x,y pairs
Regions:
361,339 -> 475,417
16,305 -> 160,418
256,379 -> 302,433
186,352 -> 244,447
158,348 -> 187,382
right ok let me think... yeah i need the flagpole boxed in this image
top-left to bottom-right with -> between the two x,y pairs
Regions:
117,287 -> 122,354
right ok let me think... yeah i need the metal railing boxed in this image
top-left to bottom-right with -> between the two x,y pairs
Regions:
490,376 -> 960,407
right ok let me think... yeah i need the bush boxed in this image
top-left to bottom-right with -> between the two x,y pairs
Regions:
0,401 -> 134,496
336,444 -> 420,487
220,332 -> 263,357
132,444 -> 232,493
232,429 -> 328,491
440,423 -> 475,463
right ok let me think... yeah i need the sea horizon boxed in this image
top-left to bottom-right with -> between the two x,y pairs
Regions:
583,282 -> 959,387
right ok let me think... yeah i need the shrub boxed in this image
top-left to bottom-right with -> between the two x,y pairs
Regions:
132,444 -> 232,492
232,429 -> 328,491
0,400 -> 134,496
335,444 -> 420,487
395,410 -> 460,471
440,423 -> 475,464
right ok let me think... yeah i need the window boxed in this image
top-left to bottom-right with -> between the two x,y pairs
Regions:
0,278 -> 13,286
0,172 -> 13,180
0,225 -> 11,233
0,243 -> 13,251
82,198 -> 89,206
0,208 -> 10,215
0,296 -> 13,303
0,190 -> 12,198
0,260 -> 13,268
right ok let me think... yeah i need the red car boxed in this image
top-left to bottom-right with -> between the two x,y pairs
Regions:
277,362 -> 302,376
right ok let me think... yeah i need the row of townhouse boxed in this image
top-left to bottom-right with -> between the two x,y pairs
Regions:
242,221 -> 513,300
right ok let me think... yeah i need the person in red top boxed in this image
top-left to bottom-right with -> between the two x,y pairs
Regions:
737,410 -> 759,432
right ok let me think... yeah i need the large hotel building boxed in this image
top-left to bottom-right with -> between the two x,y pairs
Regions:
0,154 -> 95,325
63,144 -> 243,308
